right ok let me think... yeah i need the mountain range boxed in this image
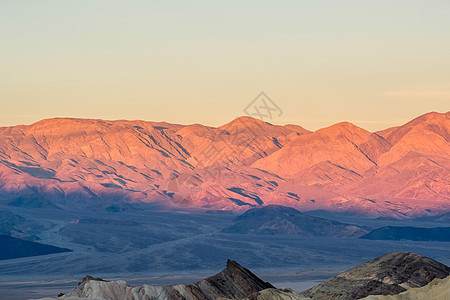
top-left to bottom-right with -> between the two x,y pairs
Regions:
0,112 -> 448,216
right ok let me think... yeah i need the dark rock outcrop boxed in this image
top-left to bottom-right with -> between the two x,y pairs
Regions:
78,275 -> 106,286
300,251 -> 450,300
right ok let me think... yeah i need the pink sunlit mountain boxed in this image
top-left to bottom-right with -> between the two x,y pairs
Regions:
0,112 -> 448,217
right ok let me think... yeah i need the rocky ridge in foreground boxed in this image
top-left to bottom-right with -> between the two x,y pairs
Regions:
37,251 -> 450,300
40,260 -> 273,300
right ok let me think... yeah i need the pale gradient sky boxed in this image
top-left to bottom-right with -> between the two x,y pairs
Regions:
1,0 -> 449,131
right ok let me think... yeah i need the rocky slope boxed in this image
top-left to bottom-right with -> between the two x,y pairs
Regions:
239,288 -> 307,300
300,251 -> 450,300
362,275 -> 450,299
222,205 -> 368,237
0,112 -> 448,216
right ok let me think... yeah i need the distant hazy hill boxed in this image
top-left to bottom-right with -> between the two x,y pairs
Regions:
0,112 -> 448,216
360,226 -> 450,242
221,205 -> 368,237
435,212 -> 450,222
0,235 -> 72,260
417,212 -> 450,223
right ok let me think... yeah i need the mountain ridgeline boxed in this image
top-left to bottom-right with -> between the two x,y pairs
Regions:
0,112 -> 448,216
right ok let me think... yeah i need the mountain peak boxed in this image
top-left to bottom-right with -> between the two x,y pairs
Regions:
219,116 -> 271,132
252,119 -> 391,178
376,111 -> 450,166
413,111 -> 449,122
334,121 -> 357,127
319,121 -> 369,137
217,259 -> 275,292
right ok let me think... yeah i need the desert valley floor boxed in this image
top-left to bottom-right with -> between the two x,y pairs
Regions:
0,204 -> 449,299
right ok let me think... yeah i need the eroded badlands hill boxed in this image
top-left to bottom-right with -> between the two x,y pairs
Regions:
300,251 -> 450,300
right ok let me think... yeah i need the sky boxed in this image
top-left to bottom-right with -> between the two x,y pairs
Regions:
1,0 -> 449,131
